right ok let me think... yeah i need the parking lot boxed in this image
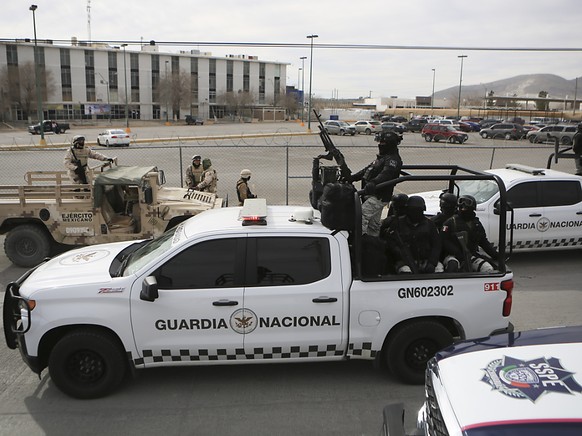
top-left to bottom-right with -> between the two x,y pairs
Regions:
0,121 -> 581,435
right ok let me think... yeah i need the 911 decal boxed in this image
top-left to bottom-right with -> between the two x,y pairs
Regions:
484,282 -> 500,291
397,285 -> 454,299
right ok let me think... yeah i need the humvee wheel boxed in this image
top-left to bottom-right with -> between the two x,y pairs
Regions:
5,225 -> 52,267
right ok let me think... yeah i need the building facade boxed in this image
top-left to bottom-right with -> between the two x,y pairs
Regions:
0,40 -> 287,122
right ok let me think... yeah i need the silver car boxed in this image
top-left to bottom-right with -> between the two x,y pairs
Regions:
527,124 -> 577,145
353,120 -> 382,135
322,120 -> 356,136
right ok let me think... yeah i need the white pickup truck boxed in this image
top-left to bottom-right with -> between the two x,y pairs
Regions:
3,165 -> 515,399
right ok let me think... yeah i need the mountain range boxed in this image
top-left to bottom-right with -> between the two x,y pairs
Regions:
435,74 -> 582,100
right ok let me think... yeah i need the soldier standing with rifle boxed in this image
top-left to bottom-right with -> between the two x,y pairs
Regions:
64,135 -> 114,184
346,130 -> 403,236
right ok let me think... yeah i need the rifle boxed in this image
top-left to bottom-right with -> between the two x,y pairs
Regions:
386,217 -> 419,274
73,159 -> 88,184
455,230 -> 473,272
312,110 -> 352,181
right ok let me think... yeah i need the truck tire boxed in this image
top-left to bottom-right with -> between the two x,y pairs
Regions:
5,225 -> 52,267
386,320 -> 453,384
48,329 -> 127,399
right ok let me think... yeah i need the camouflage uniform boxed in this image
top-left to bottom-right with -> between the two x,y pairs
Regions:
196,158 -> 218,193
64,138 -> 111,184
185,163 -> 204,188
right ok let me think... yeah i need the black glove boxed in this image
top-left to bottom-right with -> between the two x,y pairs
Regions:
364,181 -> 376,195
424,263 -> 436,274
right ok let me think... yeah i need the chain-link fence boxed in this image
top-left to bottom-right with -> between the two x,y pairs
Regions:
0,140 -> 572,206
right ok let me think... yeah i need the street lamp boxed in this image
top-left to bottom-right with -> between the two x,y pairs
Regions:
29,5 -> 46,146
165,60 -> 170,124
300,56 -> 307,123
96,72 -> 111,123
121,43 -> 130,132
431,68 -> 436,117
306,35 -> 318,132
457,55 -> 467,119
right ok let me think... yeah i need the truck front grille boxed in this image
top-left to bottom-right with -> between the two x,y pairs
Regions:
424,362 -> 449,436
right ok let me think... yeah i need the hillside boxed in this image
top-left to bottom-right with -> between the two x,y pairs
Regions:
435,74 -> 581,100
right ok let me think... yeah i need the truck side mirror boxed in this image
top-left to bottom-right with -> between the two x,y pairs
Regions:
140,276 -> 159,302
144,187 -> 153,204
158,170 -> 166,186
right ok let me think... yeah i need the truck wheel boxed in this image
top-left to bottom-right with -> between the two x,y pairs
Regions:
5,225 -> 52,267
424,134 -> 432,142
386,321 -> 453,384
48,329 -> 127,399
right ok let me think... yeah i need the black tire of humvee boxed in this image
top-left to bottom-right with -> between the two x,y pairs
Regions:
5,224 -> 52,267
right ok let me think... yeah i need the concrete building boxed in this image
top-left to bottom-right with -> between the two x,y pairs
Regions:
0,40 -> 287,122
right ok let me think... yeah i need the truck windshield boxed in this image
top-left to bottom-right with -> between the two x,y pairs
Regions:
456,179 -> 499,204
122,226 -> 179,276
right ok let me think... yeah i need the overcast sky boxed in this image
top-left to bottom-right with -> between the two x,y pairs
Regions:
3,0 -> 581,99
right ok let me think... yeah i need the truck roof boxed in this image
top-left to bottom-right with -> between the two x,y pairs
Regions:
181,200 -> 329,239
488,164 -> 581,185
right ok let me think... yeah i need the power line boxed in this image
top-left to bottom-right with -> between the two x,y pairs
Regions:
2,38 -> 582,52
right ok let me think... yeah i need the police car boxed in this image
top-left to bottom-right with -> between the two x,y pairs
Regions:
383,325 -> 582,435
419,164 -> 582,251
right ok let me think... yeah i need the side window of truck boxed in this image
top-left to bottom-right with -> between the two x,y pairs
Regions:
506,182 -> 538,208
540,180 -> 582,207
153,238 -> 242,289
248,237 -> 331,287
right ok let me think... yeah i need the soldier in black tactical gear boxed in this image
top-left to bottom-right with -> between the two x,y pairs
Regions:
346,130 -> 403,236
431,192 -> 457,228
382,196 -> 442,274
441,195 -> 498,273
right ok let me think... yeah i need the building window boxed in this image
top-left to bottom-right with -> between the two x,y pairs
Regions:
243,62 -> 250,93
108,51 -> 118,90
130,53 -> 139,102
60,48 -> 72,101
209,58 -> 216,103
191,57 -> 198,101
259,62 -> 265,104
151,54 -> 159,102
274,77 -> 280,101
84,50 -> 95,102
227,60 -> 233,93
6,45 -> 18,65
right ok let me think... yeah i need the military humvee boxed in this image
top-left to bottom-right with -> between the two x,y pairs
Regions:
0,162 -> 223,267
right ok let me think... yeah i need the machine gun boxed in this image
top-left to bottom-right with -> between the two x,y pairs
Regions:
73,160 -> 88,184
312,110 -> 352,181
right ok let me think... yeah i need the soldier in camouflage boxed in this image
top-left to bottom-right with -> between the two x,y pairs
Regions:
195,158 -> 218,193
64,135 -> 113,184
185,155 -> 204,189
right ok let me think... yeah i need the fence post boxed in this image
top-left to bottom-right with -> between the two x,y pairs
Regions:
179,145 -> 184,187
489,147 -> 496,169
285,146 -> 289,205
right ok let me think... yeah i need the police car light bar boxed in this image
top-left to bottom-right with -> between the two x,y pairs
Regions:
240,198 -> 267,226
505,164 -> 545,176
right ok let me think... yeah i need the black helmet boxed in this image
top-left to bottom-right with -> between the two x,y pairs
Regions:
458,195 -> 477,211
577,123 -> 582,132
439,192 -> 457,206
375,130 -> 402,146
406,195 -> 426,211
391,193 -> 409,207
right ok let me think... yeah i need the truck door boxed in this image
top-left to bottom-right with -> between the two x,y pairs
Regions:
539,180 -> 582,247
241,235 -> 346,360
130,236 -> 246,365
504,181 -> 543,249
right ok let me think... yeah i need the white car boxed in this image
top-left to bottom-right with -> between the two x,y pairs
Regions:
322,120 -> 356,136
353,120 -> 382,135
418,164 -> 582,251
383,325 -> 582,435
97,129 -> 131,147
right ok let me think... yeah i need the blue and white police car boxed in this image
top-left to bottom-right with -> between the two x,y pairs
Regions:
384,325 -> 582,435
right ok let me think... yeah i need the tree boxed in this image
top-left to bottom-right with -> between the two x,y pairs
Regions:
216,90 -> 255,121
276,93 -> 299,120
159,68 -> 191,121
536,90 -> 549,111
0,61 -> 54,121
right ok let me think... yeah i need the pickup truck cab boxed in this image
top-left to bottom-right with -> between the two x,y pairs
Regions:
419,164 -> 582,252
4,166 -> 514,399
28,120 -> 70,135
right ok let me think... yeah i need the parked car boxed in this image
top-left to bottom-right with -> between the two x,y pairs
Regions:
185,115 -> 204,125
322,120 -> 356,136
421,123 -> 468,143
480,123 -> 525,140
403,118 -> 428,132
28,120 -> 70,135
381,115 -> 407,123
380,121 -> 407,134
528,124 -> 578,145
462,120 -> 482,132
96,129 -> 131,147
383,325 -> 582,435
353,120 -> 382,135
479,119 -> 503,129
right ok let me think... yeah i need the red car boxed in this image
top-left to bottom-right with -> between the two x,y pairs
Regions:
421,123 -> 468,143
